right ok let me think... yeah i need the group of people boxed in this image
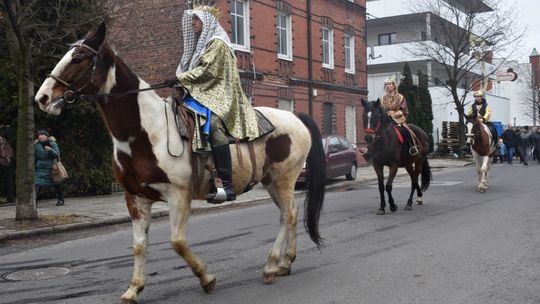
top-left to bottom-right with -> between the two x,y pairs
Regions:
498,125 -> 540,165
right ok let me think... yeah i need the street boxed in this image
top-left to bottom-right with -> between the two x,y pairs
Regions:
1,163 -> 540,304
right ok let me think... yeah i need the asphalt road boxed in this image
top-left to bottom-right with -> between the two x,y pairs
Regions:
1,163 -> 539,304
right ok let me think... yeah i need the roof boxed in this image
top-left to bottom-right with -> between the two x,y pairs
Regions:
443,0 -> 493,14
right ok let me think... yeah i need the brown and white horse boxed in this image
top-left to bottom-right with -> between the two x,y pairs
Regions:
465,115 -> 496,192
35,23 -> 326,303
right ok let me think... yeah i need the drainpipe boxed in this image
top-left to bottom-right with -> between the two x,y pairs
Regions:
307,0 -> 314,116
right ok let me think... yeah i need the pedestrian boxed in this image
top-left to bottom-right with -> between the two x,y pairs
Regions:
0,135 -> 15,204
531,126 -> 540,164
164,5 -> 260,203
34,130 -> 65,206
501,124 -> 518,164
516,126 -> 533,166
494,138 -> 506,164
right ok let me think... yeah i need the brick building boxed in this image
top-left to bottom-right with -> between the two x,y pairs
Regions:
106,0 -> 368,151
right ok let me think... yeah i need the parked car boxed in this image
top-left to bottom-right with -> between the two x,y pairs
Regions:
297,134 -> 357,184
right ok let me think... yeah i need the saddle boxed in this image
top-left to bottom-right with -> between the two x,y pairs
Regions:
171,96 -> 275,194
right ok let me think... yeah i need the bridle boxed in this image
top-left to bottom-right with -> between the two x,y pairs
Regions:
47,41 -> 169,104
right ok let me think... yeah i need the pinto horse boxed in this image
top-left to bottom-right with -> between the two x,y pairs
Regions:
361,99 -> 432,215
35,23 -> 326,303
465,115 -> 496,192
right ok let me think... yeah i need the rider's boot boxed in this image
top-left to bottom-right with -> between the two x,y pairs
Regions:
206,144 -> 236,204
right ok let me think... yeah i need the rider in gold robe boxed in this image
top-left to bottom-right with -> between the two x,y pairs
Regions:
381,76 -> 418,156
166,5 -> 260,203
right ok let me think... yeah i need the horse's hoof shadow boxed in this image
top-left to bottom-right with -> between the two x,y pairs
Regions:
404,205 -> 413,210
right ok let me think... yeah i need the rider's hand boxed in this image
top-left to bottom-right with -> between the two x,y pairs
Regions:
165,77 -> 179,88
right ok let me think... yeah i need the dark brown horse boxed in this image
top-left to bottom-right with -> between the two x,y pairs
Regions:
361,99 -> 432,215
35,23 -> 326,303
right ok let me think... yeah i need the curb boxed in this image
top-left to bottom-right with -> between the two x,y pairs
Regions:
0,161 -> 470,242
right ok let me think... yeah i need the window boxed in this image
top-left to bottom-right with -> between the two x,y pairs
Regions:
378,32 -> 396,46
322,102 -> 334,135
322,27 -> 334,69
277,13 -> 293,60
344,34 -> 355,74
278,99 -> 294,111
231,0 -> 250,51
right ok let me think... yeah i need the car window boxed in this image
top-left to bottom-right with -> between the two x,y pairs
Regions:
338,137 -> 351,149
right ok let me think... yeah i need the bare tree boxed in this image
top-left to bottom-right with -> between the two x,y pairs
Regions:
407,0 -> 525,155
518,65 -> 539,126
0,0 -> 107,219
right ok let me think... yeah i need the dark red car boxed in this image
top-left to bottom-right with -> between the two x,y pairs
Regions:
297,134 -> 357,184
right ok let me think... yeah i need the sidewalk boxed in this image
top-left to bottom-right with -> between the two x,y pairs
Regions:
0,158 -> 473,242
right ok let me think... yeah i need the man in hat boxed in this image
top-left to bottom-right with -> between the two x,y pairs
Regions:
165,5 -> 260,203
381,76 -> 419,156
466,90 -> 497,145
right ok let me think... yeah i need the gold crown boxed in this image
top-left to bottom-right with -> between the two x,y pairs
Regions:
193,4 -> 222,20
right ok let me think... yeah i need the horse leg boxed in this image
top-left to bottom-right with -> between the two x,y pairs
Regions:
121,193 -> 153,303
404,165 -> 418,210
169,188 -> 216,293
262,177 -> 298,283
478,156 -> 489,192
374,164 -> 386,215
386,166 -> 398,212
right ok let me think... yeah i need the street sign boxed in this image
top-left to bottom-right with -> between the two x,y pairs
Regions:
495,71 -> 518,81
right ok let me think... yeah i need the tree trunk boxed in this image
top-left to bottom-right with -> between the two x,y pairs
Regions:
3,0 -> 38,219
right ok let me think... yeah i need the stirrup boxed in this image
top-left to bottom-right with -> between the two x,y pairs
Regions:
409,146 -> 419,156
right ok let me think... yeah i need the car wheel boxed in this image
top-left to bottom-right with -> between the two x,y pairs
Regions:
345,163 -> 357,180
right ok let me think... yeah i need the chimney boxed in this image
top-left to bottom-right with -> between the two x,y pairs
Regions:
529,48 -> 540,87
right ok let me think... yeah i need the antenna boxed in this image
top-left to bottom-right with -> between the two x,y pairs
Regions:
368,46 -> 382,60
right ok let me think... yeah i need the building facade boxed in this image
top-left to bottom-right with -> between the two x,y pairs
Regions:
365,0 -> 512,150
106,0 -> 368,155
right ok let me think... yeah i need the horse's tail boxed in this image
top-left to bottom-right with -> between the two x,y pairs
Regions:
296,113 -> 326,248
420,157 -> 432,192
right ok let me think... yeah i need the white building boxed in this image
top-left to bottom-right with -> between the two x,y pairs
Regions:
366,0 -> 512,149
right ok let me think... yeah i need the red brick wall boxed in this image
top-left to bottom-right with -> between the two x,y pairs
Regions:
106,0 -> 368,165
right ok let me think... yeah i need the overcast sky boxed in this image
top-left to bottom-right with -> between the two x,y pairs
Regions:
501,0 -> 539,62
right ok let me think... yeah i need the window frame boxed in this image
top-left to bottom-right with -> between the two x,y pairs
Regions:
322,26 -> 334,69
344,33 -> 355,74
378,32 -> 396,46
276,12 -> 293,61
230,0 -> 250,51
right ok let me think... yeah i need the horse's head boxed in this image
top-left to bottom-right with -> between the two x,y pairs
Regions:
35,22 -> 108,115
361,99 -> 383,141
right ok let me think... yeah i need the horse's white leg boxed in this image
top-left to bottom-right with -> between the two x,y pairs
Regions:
478,156 -> 490,192
121,193 -> 152,303
262,177 -> 298,283
169,188 -> 216,292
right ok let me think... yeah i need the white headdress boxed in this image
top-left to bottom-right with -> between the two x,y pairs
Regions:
176,6 -> 235,74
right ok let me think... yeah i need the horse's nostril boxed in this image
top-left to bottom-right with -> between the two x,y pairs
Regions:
39,95 -> 49,104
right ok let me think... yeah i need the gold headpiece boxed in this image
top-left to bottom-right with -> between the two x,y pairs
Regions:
473,90 -> 484,97
192,4 -> 222,20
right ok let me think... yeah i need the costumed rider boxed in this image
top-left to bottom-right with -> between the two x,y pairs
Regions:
165,5 -> 260,203
466,90 -> 497,145
381,76 -> 419,156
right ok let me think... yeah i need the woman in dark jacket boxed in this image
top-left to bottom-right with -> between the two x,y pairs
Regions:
35,130 -> 64,206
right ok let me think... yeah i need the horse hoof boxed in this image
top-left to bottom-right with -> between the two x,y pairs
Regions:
263,272 -> 276,284
377,209 -> 385,215
202,276 -> 216,293
390,205 -> 397,212
416,198 -> 423,205
404,205 -> 412,210
276,267 -> 291,276
120,299 -> 137,304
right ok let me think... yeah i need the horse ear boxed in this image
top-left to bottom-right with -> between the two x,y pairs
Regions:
96,22 -> 107,46
374,98 -> 380,107
361,98 -> 366,107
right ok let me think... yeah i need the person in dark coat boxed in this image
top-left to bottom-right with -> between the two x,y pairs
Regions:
516,126 -> 533,166
34,130 -> 64,206
0,135 -> 15,204
531,127 -> 540,163
501,124 -> 517,164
